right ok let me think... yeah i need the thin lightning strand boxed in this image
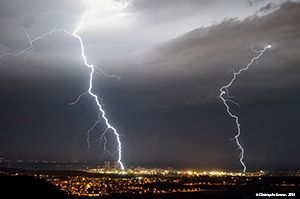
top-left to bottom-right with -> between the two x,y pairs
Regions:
219,45 -> 271,172
0,12 -> 125,170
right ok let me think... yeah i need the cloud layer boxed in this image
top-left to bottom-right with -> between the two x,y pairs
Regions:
0,0 -> 299,169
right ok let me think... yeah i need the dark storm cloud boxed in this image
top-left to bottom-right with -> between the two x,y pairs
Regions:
0,0 -> 299,169
253,2 -> 282,16
100,1 -> 300,111
0,11 -> 15,19
78,0 -> 285,62
247,0 -> 266,6
94,2 -> 300,168
128,0 -> 283,24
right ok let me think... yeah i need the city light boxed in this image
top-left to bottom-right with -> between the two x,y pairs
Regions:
2,163 -> 298,198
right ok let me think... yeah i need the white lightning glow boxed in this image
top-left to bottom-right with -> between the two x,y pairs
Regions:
219,45 -> 270,172
0,0 -> 128,170
84,0 -> 130,11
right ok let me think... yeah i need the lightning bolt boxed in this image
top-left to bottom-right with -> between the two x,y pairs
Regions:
0,8 -> 125,170
219,45 -> 271,172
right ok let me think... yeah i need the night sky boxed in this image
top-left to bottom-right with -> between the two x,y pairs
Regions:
0,0 -> 300,170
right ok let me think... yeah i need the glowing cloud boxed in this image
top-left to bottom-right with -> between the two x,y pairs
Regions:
0,0 -> 129,170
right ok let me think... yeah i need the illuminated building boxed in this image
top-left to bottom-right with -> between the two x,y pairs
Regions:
114,161 -> 119,170
104,161 -> 110,170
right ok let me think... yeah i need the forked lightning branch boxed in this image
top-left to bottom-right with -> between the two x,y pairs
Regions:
219,45 -> 271,172
0,0 -> 271,172
0,0 -> 128,170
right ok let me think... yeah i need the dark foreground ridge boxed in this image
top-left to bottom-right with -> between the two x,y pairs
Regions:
0,175 -> 67,199
0,175 -> 269,199
0,167 -> 300,199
